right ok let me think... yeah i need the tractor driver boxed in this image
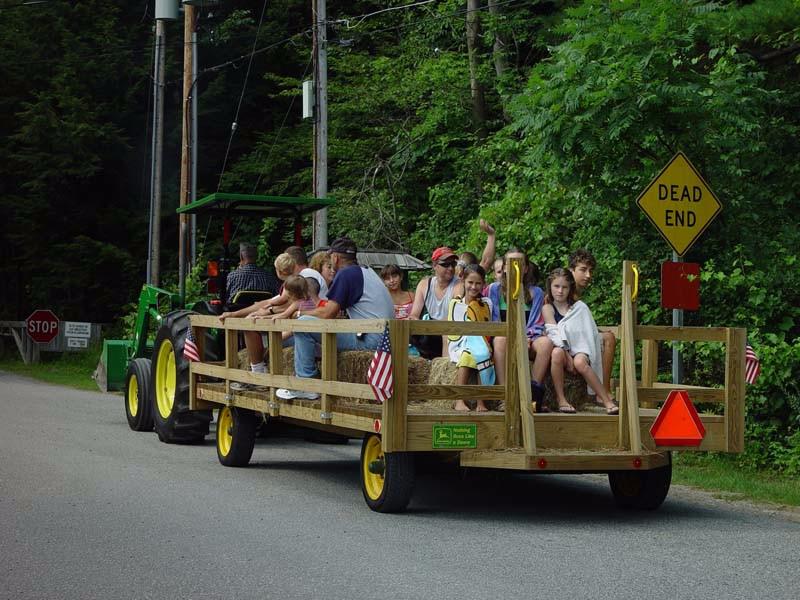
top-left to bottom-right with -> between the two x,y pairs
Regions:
224,243 -> 280,310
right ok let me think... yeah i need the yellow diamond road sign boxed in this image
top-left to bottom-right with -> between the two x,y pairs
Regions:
636,151 -> 722,256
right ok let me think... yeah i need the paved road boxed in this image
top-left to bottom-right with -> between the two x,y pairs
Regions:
1,371 -> 798,600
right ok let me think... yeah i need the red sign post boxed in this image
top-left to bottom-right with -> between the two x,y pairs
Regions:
26,309 -> 60,344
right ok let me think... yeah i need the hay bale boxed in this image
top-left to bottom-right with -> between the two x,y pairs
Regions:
278,347 -> 430,404
541,372 -> 592,411
426,357 -> 502,411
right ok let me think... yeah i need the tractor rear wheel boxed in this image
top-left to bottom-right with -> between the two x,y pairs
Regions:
124,358 -> 153,431
151,310 -> 217,444
216,406 -> 259,467
608,453 -> 672,510
360,434 -> 415,513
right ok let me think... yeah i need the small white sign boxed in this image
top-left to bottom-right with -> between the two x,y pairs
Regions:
67,337 -> 88,349
64,321 -> 91,338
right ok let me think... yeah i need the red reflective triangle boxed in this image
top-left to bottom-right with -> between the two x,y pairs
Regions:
649,390 -> 706,447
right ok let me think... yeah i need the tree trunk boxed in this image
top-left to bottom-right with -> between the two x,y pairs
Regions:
487,0 -> 508,78
466,0 -> 487,139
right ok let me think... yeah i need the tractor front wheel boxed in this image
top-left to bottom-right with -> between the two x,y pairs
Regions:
360,434 -> 415,513
608,453 -> 672,510
151,311 -> 213,444
124,358 -> 153,431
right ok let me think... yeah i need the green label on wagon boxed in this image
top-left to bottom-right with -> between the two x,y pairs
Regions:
432,424 -> 477,449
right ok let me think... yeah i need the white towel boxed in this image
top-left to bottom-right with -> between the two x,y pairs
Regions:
546,301 -> 603,395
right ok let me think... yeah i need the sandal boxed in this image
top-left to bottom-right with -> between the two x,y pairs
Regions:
558,403 -> 576,414
596,398 -> 619,415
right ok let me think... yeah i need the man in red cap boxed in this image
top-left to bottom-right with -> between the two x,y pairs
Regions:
408,246 -> 464,358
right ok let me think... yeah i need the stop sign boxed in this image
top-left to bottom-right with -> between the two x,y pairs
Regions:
26,309 -> 60,344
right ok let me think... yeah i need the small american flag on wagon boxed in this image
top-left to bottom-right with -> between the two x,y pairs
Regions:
183,327 -> 200,362
367,326 -> 393,403
745,344 -> 760,385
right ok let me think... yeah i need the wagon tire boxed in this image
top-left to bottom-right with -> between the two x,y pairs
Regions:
124,358 -> 153,431
360,434 -> 415,513
608,453 -> 672,510
216,406 -> 258,467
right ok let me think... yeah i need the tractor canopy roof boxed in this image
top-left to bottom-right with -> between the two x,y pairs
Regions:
176,193 -> 334,218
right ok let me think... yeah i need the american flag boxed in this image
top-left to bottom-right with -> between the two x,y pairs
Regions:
367,326 -> 393,403
183,327 -> 200,362
745,344 -> 760,385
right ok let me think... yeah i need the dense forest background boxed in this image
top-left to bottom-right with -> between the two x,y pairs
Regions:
1,0 -> 798,469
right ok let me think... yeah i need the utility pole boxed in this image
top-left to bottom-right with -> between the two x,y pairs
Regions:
191,25 -> 198,267
312,0 -> 328,249
179,2 -> 197,302
148,1 -> 178,286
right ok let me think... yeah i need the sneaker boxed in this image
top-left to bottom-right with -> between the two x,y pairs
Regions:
276,388 -> 320,400
230,381 -> 267,392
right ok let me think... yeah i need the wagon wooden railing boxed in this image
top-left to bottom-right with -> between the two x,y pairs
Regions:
617,260 -> 745,454
187,258 -> 745,465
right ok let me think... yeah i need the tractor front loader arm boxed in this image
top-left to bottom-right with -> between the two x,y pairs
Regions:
131,285 -> 182,359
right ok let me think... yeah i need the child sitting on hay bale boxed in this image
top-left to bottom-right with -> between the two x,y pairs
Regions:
447,264 -> 496,412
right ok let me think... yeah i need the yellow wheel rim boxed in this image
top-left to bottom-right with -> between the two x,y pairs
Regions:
218,407 -> 233,457
127,373 -> 139,417
362,435 -> 384,501
155,339 -> 176,419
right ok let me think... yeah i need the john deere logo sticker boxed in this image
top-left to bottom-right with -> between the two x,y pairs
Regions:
432,424 -> 477,449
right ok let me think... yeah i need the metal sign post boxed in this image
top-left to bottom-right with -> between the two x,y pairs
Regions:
636,152 -> 723,385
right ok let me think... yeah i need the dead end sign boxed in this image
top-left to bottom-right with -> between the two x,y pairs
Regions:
636,152 -> 722,256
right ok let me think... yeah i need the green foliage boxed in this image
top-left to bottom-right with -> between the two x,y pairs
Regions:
2,0 -> 799,470
498,0 -> 800,472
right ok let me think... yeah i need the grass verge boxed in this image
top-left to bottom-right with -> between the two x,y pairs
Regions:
0,348 -> 102,392
673,452 -> 800,507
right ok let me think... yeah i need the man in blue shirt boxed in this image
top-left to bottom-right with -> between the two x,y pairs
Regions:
276,237 -> 394,400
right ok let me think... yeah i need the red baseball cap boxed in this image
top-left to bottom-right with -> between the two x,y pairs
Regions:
431,247 -> 457,263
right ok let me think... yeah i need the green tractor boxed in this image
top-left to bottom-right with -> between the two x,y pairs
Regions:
98,192 -> 334,444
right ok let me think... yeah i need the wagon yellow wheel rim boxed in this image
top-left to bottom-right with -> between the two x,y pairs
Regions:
362,435 -> 384,501
127,374 -> 139,417
155,340 -> 176,419
218,407 -> 233,457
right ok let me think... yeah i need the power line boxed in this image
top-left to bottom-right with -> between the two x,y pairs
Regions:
251,54 -> 314,195
0,0 -> 53,9
332,0 -> 529,40
335,0 -> 437,30
216,0 -> 273,192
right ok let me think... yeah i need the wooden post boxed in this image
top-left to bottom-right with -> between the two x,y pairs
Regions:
225,325 -> 238,400
640,339 -> 658,408
320,332 -> 337,424
383,320 -> 408,452
504,257 -> 523,448
725,327 -> 746,452
621,284 -> 642,453
268,331 -> 284,416
618,261 -> 642,452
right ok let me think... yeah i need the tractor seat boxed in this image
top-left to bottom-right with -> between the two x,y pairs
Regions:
230,290 -> 273,305
226,290 -> 274,312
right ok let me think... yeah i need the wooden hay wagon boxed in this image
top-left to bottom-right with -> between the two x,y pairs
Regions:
186,260 -> 746,513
